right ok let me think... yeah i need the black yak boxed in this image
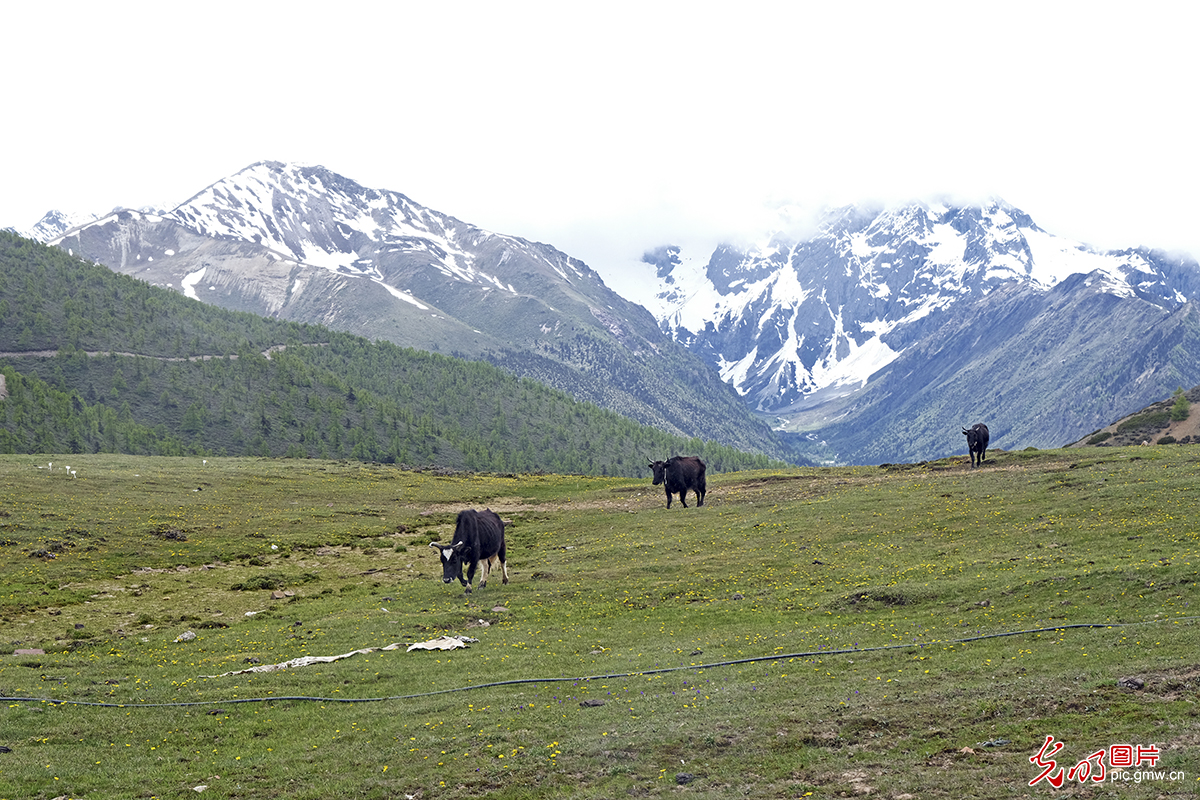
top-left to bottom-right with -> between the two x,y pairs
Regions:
430,509 -> 509,592
962,423 -> 990,468
648,456 -> 707,508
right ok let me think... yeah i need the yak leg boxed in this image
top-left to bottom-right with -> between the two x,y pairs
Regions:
497,543 -> 509,585
481,554 -> 506,588
480,555 -> 509,588
478,557 -> 492,589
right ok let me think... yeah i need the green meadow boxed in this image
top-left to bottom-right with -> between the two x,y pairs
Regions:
1,448 -> 1198,799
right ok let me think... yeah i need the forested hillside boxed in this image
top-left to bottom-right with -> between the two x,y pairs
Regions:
0,233 -> 780,475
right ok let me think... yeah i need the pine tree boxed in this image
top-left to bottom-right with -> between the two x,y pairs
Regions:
1171,387 -> 1191,422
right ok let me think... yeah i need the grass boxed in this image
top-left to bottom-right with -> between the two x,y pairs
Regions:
1,449 -> 1199,799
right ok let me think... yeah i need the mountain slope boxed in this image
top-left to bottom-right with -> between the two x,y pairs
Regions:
47,161 -> 786,460
792,278 -> 1200,463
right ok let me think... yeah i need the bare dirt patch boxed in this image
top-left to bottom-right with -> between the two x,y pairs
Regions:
1130,663 -> 1200,702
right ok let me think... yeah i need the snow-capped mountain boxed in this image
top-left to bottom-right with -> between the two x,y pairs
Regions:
53,161 -> 587,311
36,161 -> 785,460
10,209 -> 102,243
634,200 -> 1200,443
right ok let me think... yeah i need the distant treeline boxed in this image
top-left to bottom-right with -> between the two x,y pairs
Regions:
0,232 -> 781,476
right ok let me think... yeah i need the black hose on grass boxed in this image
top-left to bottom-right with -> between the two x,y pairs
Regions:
1,619 -> 1189,710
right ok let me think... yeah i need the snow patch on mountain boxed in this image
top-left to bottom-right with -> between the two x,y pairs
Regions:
1023,227 -> 1121,287
373,279 -> 429,309
181,267 -> 207,300
814,311 -> 899,390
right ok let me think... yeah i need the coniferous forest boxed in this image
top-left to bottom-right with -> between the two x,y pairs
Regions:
0,232 -> 780,476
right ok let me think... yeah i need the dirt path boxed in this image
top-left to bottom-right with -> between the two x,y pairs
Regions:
0,343 -> 328,364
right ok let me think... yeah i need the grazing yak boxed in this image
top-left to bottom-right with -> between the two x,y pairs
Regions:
429,508 -> 509,593
647,455 -> 707,508
962,423 -> 990,468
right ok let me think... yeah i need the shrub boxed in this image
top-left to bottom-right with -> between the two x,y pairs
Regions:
1118,410 -> 1170,433
231,574 -> 288,591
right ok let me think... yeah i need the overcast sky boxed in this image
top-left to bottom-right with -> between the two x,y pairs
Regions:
5,1 -> 1197,292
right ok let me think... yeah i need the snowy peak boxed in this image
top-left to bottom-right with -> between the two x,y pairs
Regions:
169,160 -> 475,280
181,161 -> 597,292
15,209 -> 102,242
45,161 -> 598,300
635,199 -> 1200,415
837,200 -> 1036,299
